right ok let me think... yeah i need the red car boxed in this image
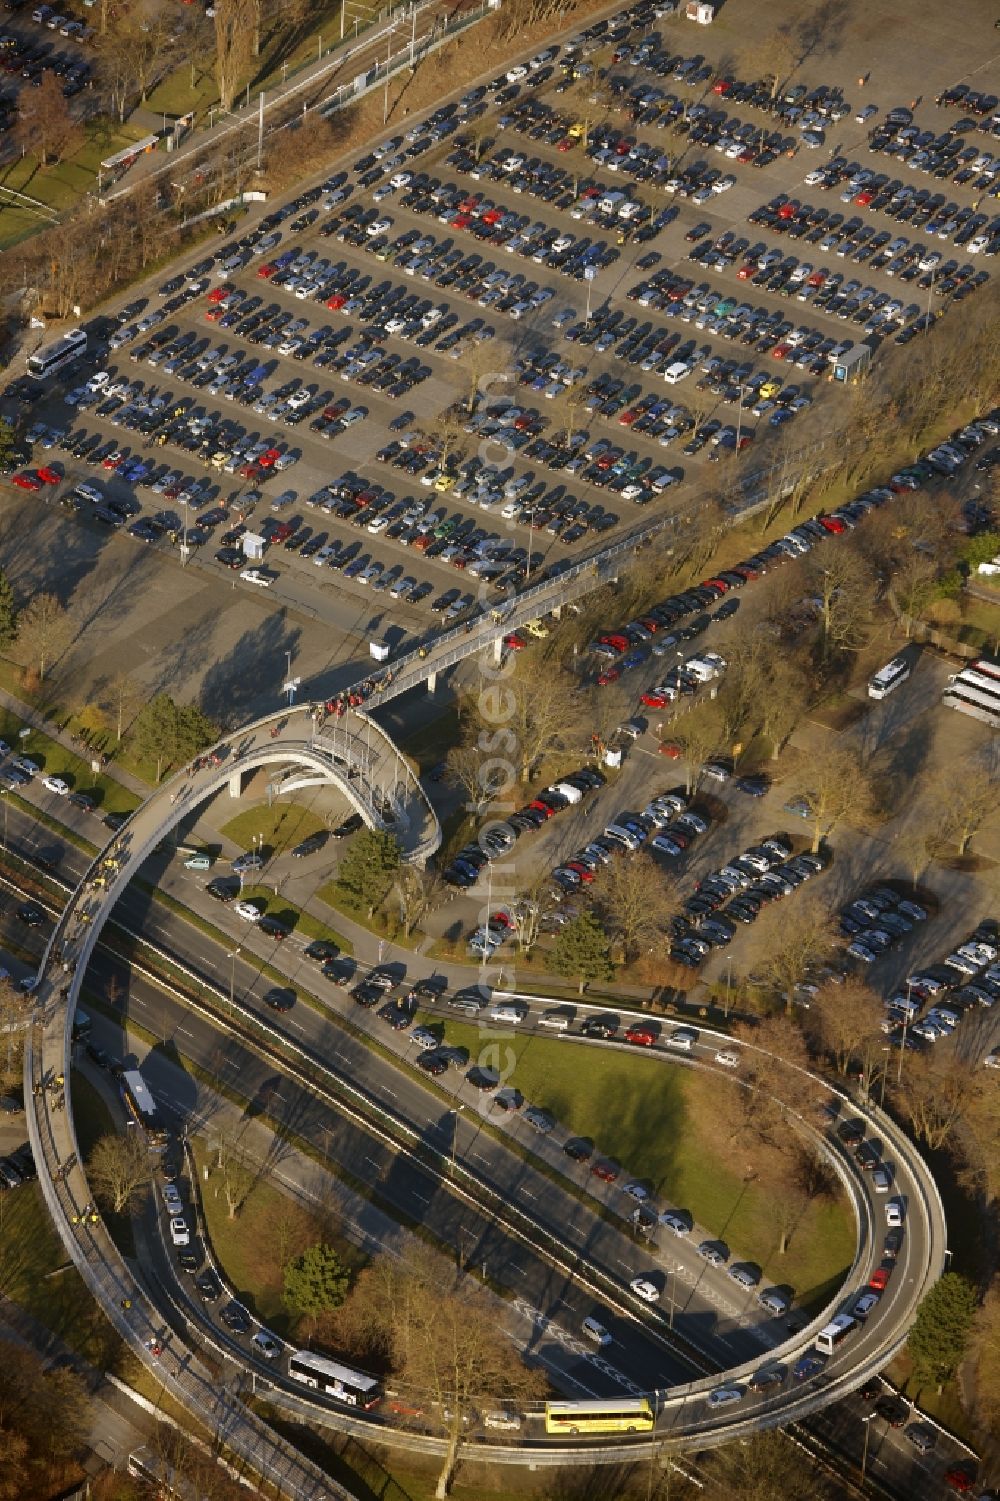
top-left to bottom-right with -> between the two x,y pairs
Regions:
325,293 -> 347,310
528,800 -> 554,819
641,690 -> 671,708
257,448 -> 282,469
11,471 -> 41,490
943,1464 -> 978,1493
206,284 -> 232,303
625,1025 -> 656,1047
659,741 -> 682,759
36,466 -> 61,485
737,262 -> 756,280
818,514 -> 846,534
597,666 -> 622,686
868,1267 -> 891,1292
257,263 -> 278,278
591,1160 -> 619,1183
565,862 -> 595,883
503,632 -> 526,651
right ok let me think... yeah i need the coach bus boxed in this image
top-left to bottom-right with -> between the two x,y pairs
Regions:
814,1313 -> 856,1355
26,327 -> 87,381
119,1068 -> 168,1149
867,655 -> 912,700
287,1350 -> 383,1408
544,1397 -> 655,1435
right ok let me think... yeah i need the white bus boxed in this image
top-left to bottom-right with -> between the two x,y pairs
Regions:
26,327 -> 87,381
120,1068 -> 168,1149
814,1313 -> 856,1355
287,1350 -> 382,1408
867,656 -> 912,700
942,687 -> 1000,729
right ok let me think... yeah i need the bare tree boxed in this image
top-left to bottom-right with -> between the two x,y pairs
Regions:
15,592 -> 72,683
333,1244 -> 546,1497
445,742 -> 512,817
807,548 -> 874,659
214,1130 -> 254,1219
789,743 -> 875,853
758,653 -> 812,759
213,0 -> 255,113
102,670 -> 143,743
393,866 -> 441,939
932,757 -> 995,855
806,976 -> 883,1077
14,73 -> 83,167
751,890 -> 836,1009
672,704 -> 724,795
492,659 -> 578,783
597,855 -> 680,964
88,1132 -> 152,1215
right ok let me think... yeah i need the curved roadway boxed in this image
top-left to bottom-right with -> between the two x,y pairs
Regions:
23,707 -> 948,1487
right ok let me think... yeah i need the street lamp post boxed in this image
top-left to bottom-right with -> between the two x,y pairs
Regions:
897,982 -> 913,1084
227,947 -> 240,1008
860,1413 -> 873,1486
0,789 -> 7,851
449,1103 -> 465,1178
879,1045 -> 890,1110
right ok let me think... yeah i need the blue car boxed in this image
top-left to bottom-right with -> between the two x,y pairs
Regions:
793,1353 -> 826,1382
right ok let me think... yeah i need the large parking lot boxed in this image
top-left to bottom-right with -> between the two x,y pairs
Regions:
3,0 -> 998,690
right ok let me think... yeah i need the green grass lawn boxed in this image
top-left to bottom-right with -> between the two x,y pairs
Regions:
220,801 -> 329,858
190,1137 -> 365,1336
0,1183 -> 123,1370
421,1016 -> 855,1307
0,705 -> 141,816
0,118 -> 150,250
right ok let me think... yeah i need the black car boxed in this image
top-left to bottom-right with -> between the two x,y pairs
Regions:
837,1118 -> 864,1145
85,1043 -> 117,1071
322,956 -> 355,985
416,1052 -> 448,1076
291,832 -> 329,858
220,1301 -> 251,1334
68,792 -> 97,813
263,986 -> 295,1012
883,1227 -> 904,1259
351,982 -> 382,1007
305,939 -> 339,962
103,811 -> 129,831
331,813 -> 364,839
195,1269 -> 222,1301
874,1395 -> 909,1427
206,878 -> 238,903
177,1248 -> 201,1271
563,1137 -> 593,1162
257,915 -> 290,941
581,1016 -> 617,1039
16,904 -> 44,927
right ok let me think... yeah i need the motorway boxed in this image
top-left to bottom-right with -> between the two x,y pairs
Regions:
13,701 -> 948,1477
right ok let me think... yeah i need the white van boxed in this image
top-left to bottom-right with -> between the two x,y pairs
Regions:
603,824 -> 641,852
758,1289 -> 790,1316
599,190 -> 626,214
489,1001 -> 528,1025
552,781 -> 583,804
663,361 -> 691,385
538,1008 -> 571,1031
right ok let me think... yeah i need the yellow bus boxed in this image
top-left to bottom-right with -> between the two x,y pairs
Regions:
544,1398 -> 655,1435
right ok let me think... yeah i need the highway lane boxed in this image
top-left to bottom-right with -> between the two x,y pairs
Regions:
81,958 -> 692,1401
1,756 -> 948,1458
0,786 -> 906,1385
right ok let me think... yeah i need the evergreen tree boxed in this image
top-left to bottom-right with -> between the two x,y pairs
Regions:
908,1272 -> 978,1390
283,1242 -> 351,1321
335,827 -> 401,917
0,567 -> 17,650
551,910 -> 614,994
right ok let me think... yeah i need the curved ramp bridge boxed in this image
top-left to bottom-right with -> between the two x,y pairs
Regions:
236,705 -> 441,865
